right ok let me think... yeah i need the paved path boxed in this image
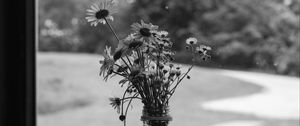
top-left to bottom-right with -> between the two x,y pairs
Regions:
37,53 -> 299,126
210,120 -> 264,126
202,70 -> 299,119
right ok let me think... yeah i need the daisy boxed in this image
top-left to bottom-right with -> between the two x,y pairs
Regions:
196,45 -> 211,55
99,46 -> 115,77
85,0 -> 117,26
155,37 -> 172,48
169,69 -> 177,77
116,33 -> 143,51
129,64 -> 142,78
143,68 -> 156,78
157,31 -> 169,38
195,45 -> 211,61
103,65 -> 119,81
131,20 -> 158,39
109,97 -> 122,113
186,37 -> 198,45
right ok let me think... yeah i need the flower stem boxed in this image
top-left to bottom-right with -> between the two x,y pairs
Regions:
104,18 -> 120,42
121,58 -> 132,72
122,96 -> 141,100
123,93 -> 139,126
121,85 -> 132,115
104,18 -> 134,71
168,65 -> 194,101
125,56 -> 133,66
112,71 -> 126,77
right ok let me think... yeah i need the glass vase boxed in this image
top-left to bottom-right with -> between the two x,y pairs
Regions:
140,105 -> 172,126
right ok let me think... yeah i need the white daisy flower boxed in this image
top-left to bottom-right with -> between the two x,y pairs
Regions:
186,37 -> 197,45
85,0 -> 117,26
99,46 -> 115,76
196,45 -> 212,54
131,20 -> 158,38
157,31 -> 169,38
116,33 -> 137,50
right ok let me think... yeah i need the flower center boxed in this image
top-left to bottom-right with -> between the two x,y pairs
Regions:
139,28 -> 151,37
95,9 -> 109,19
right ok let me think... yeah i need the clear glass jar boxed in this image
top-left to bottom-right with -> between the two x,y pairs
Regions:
140,105 -> 172,126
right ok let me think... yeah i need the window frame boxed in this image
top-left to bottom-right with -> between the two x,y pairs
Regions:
0,0 -> 36,125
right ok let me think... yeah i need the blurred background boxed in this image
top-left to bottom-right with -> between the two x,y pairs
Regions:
37,0 -> 300,126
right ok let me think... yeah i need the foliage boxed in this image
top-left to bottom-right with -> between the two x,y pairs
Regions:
38,0 -> 299,76
126,0 -> 300,76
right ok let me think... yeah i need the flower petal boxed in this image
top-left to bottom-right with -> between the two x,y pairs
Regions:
91,21 -> 98,27
100,19 -> 106,24
91,5 -> 98,11
86,13 -> 95,16
87,18 -> 97,22
85,16 -> 95,20
93,3 -> 100,10
85,17 -> 97,22
107,15 -> 114,21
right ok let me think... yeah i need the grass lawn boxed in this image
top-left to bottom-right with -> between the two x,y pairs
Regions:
37,52 -> 299,126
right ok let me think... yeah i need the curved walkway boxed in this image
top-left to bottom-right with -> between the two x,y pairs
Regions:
210,120 -> 264,126
202,70 -> 299,119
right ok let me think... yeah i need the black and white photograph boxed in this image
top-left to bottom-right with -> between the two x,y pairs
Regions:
0,0 -> 299,126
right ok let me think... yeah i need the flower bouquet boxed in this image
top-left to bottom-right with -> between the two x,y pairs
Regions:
85,0 -> 211,126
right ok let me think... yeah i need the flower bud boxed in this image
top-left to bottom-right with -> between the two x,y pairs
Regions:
119,115 -> 126,121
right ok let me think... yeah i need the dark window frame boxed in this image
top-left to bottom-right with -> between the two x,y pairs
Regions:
0,0 -> 36,125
